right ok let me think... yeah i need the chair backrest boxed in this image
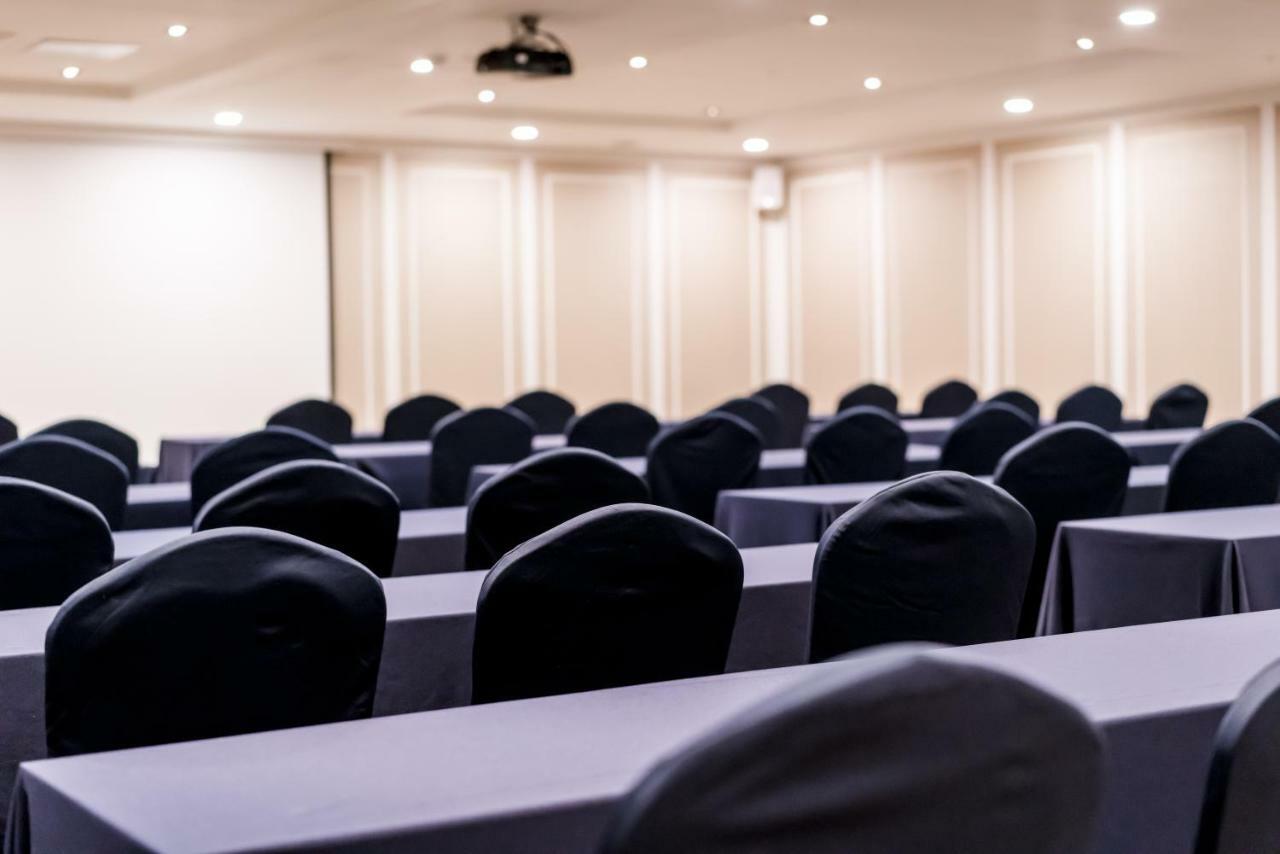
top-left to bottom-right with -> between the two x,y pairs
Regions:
600,646 -> 1104,854
1194,659 -> 1280,854
0,413 -> 15,446
1247,397 -> 1280,437
646,413 -> 763,524
994,424 -> 1132,637
0,436 -> 129,529
428,407 -> 535,507
753,384 -> 810,448
505,389 -> 576,435
44,528 -> 386,757
266,399 -> 354,445
1056,385 -> 1124,431
1147,382 -> 1210,430
465,448 -> 650,570
0,477 -> 113,611
472,504 -> 743,704
382,394 -> 461,442
810,471 -> 1035,661
804,406 -> 908,485
567,402 -> 661,458
989,389 -> 1041,423
837,382 -> 898,415
919,379 -> 978,418
1164,420 -> 1280,513
35,419 -> 138,481
195,460 -> 401,577
712,397 -> 782,449
939,402 -> 1038,476
190,427 -> 338,516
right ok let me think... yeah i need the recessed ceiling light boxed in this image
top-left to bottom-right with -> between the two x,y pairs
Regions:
706,105 -> 721,118
61,66 -> 80,80
1119,8 -> 1157,26
1076,37 -> 1095,50
478,89 -> 496,103
809,14 -> 829,27
167,24 -> 188,38
409,57 -> 434,74
1003,97 -> 1034,114
511,125 -> 539,142
629,56 -> 648,69
742,137 -> 770,153
863,76 -> 882,90
213,111 -> 243,127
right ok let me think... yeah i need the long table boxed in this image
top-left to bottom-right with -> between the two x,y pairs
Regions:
11,609 -> 1279,854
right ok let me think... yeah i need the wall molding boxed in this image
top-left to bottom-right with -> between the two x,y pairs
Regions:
330,165 -> 378,425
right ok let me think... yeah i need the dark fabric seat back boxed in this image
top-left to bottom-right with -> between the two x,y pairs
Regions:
382,394 -> 461,442
506,390 -> 576,435
567,402 -> 661,458
1147,383 -> 1210,430
837,383 -> 898,415
753,384 -> 810,448
989,389 -> 1041,422
472,504 -> 743,704
0,478 -> 113,611
45,528 -> 386,757
810,472 -> 1035,661
804,407 -> 907,485
1164,420 -> 1280,513
1056,385 -> 1124,431
190,427 -> 338,516
195,460 -> 401,577
429,408 -> 535,507
1247,397 -> 1280,436
0,413 -> 15,446
712,397 -> 782,449
0,436 -> 129,529
266,399 -> 354,445
919,379 -> 978,418
646,414 -> 763,524
939,402 -> 1038,476
35,419 -> 138,481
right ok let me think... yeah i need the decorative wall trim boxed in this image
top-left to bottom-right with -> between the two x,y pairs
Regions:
869,155 -> 889,380
1107,123 -> 1129,397
330,165 -> 378,425
518,158 -> 540,392
378,152 -> 402,406
1261,103 -> 1278,399
645,163 -> 668,416
979,141 -> 1000,392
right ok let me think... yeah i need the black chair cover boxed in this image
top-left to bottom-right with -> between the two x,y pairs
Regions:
195,460 -> 401,578
989,389 -> 1041,422
712,397 -> 782,449
190,427 -> 338,516
837,382 -> 899,415
0,413 -> 15,446
472,504 -> 743,704
938,402 -> 1038,476
382,394 -> 461,442
1056,385 -> 1124,431
505,390 -> 576,435
465,448 -> 649,570
601,646 -> 1103,854
429,407 -> 534,508
0,436 -> 129,529
810,472 -> 1035,661
1164,420 -> 1280,513
1194,659 -> 1280,854
994,424 -> 1132,637
0,477 -> 113,611
266,399 -> 354,445
1247,397 -> 1280,437
567,402 -> 661,458
753,384 -> 810,448
919,379 -> 978,418
1147,382 -> 1210,430
804,406 -> 907,485
35,418 -> 138,481
646,414 -> 763,524
44,528 -> 386,757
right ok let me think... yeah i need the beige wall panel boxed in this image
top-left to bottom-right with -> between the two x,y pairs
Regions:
668,178 -> 756,417
543,174 -> 644,410
330,166 -> 384,431
790,174 -> 869,414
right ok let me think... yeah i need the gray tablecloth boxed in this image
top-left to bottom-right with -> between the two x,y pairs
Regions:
1039,504 -> 1280,635
715,466 -> 1171,548
121,483 -> 192,530
11,608 -> 1280,854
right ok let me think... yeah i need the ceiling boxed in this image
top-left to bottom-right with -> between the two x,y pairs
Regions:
2,0 -> 1280,159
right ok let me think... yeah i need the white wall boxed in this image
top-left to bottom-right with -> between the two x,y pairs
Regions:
0,136 -> 331,463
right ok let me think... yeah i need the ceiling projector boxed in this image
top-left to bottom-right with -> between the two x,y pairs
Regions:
477,15 -> 573,77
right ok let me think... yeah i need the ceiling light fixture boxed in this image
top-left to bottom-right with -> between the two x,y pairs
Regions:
168,24 -> 188,38
1118,8 -> 1157,26
742,137 -> 770,153
706,105 -> 721,118
1003,97 -> 1034,114
410,57 -> 435,74
478,89 -> 496,103
511,125 -> 539,141
863,76 -> 882,90
809,14 -> 829,27
1076,37 -> 1095,50
213,110 -> 243,127
628,55 -> 648,69
61,65 -> 80,79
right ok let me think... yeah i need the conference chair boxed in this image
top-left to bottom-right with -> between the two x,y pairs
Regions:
837,382 -> 899,415
804,406 -> 907,485
1056,385 -> 1124,431
646,413 -> 763,524
0,477 -> 113,611
382,394 -> 461,442
465,448 -> 649,570
919,379 -> 979,418
567,401 -> 661,458
0,412 -> 15,446
712,397 -> 782,449
1193,659 -> 1280,854
44,528 -> 386,757
809,471 -> 1035,661
0,435 -> 129,529
994,424 -> 1132,637
938,402 -> 1038,476
505,389 -> 576,435
190,427 -> 338,516
1163,420 -> 1280,513
428,407 -> 534,507
472,504 -> 743,704
266,399 -> 354,445
1247,397 -> 1280,437
36,418 -> 139,482
1147,382 -> 1210,430
989,389 -> 1041,422
753,383 -> 810,448
195,460 -> 401,578
600,647 -> 1103,854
